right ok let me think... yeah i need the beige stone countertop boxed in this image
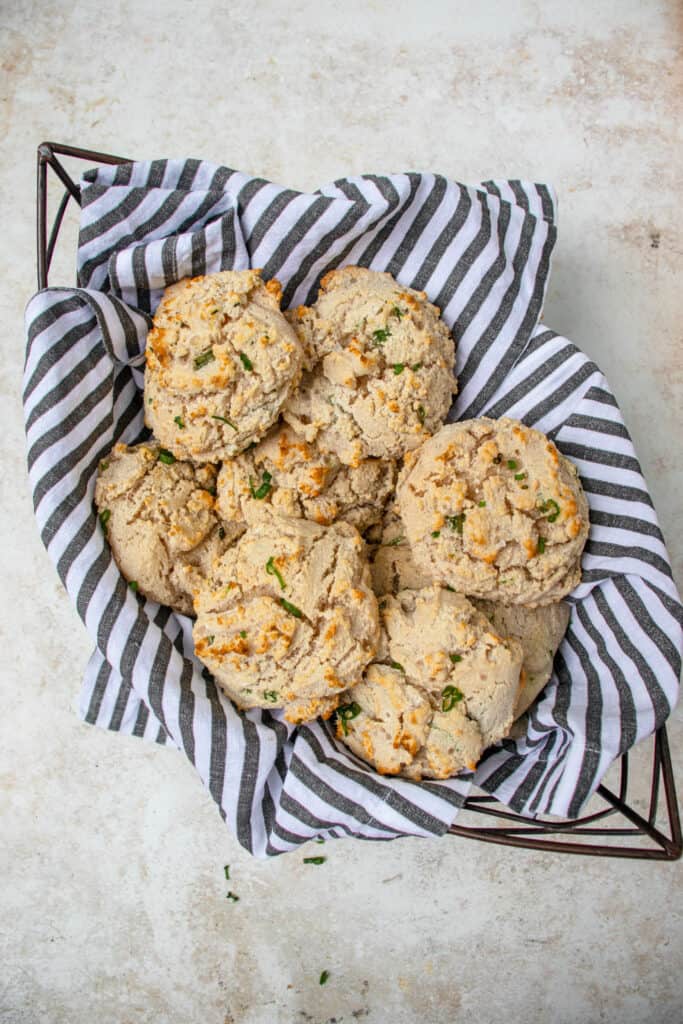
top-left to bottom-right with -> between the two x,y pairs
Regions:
1,2 -> 681,1022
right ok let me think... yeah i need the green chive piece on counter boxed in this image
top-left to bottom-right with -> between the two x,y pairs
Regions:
128,581 -> 138,592
212,414 -> 238,430
337,702 -> 362,735
194,347 -> 215,370
239,630 -> 247,638
225,892 -> 239,902
319,970 -> 330,985
266,556 -> 286,590
206,635 -> 215,645
411,362 -> 422,372
303,856 -> 326,865
446,512 -> 466,533
390,661 -> 405,673
417,405 -> 426,425
537,537 -> 546,555
99,509 -> 111,531
158,449 -> 176,464
224,865 -> 230,880
372,327 -> 391,345
174,415 -> 185,429
478,500 -> 486,507
280,597 -> 302,619
386,535 -> 405,546
431,530 -> 441,538
249,470 -> 272,500
391,306 -> 404,319
239,351 -> 253,372
393,363 -> 405,375
514,472 -> 526,481
507,459 -> 518,470
99,459 -> 109,472
449,653 -> 462,664
441,685 -> 464,712
263,690 -> 279,703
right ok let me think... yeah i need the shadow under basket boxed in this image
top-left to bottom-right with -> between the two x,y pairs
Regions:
35,141 -> 682,861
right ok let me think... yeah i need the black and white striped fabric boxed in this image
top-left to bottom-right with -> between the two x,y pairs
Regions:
23,160 -> 682,855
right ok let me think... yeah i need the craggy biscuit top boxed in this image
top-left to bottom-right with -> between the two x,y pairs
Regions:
377,586 -> 523,748
217,421 -> 396,532
474,599 -> 570,720
337,664 -> 482,780
367,506 -> 433,596
283,266 -> 456,465
144,270 -> 303,462
396,418 -> 589,606
94,442 -> 242,615
335,665 -> 432,776
284,305 -> 318,372
193,515 -> 380,723
403,705 -> 484,782
336,585 -> 523,779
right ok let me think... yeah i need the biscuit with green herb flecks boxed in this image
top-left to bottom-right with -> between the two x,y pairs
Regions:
145,270 -> 303,462
94,442 -> 243,615
193,515 -> 379,723
283,267 -> 456,466
376,586 -> 523,750
396,418 -> 589,606
217,421 -> 396,532
336,586 -> 523,778
334,665 -> 432,775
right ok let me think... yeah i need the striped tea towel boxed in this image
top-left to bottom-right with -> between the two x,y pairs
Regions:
23,160 -> 682,856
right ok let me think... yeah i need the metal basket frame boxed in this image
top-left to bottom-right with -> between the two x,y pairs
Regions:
35,141 -> 682,861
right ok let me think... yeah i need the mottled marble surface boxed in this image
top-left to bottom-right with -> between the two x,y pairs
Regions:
1,2 -> 681,1022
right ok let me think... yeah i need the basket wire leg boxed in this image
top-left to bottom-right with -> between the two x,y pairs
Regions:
36,141 -> 130,288
45,191 -> 72,280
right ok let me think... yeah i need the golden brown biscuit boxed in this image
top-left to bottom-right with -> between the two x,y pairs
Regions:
283,267 -> 456,465
193,515 -> 380,723
336,586 -> 524,779
145,270 -> 303,462
217,421 -> 396,532
396,418 -> 589,606
94,442 -> 243,615
335,665 -> 431,776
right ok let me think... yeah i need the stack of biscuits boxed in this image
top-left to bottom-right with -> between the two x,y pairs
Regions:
95,266 -> 589,781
